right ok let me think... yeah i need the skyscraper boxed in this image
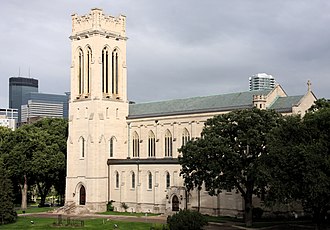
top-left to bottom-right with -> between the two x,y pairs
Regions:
9,77 -> 38,122
249,73 -> 275,91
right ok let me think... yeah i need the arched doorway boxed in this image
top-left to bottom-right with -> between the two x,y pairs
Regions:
79,185 -> 86,205
172,195 -> 179,211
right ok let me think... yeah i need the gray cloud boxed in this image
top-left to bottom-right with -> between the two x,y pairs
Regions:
0,0 -> 329,107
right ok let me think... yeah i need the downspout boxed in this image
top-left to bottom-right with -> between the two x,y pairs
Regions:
127,122 -> 131,158
136,160 -> 139,208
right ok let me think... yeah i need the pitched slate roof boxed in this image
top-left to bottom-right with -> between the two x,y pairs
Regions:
268,95 -> 304,112
128,90 -> 271,118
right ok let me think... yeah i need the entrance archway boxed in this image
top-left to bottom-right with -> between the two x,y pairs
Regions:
79,185 -> 86,205
172,195 -> 179,211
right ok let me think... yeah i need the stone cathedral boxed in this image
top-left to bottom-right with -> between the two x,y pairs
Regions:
65,8 -> 316,215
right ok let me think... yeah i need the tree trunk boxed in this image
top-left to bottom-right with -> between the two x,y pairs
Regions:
244,186 -> 253,227
197,187 -> 201,212
20,175 -> 28,210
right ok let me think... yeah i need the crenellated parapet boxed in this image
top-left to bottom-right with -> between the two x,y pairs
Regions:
71,8 -> 126,41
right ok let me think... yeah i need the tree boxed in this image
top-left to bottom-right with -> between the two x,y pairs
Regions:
179,108 -> 281,227
1,127 -> 37,210
30,118 -> 67,206
266,108 -> 330,230
0,118 -> 68,209
0,159 -> 17,224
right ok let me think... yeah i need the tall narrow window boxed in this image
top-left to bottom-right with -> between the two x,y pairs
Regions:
86,46 -> 92,95
112,49 -> 119,96
79,136 -> 85,158
109,137 -> 115,157
131,172 -> 135,189
166,172 -> 171,188
78,48 -> 84,95
148,172 -> 152,190
132,132 -> 140,157
148,131 -> 156,157
102,47 -> 109,94
182,128 -> 190,147
165,130 -> 173,157
115,171 -> 119,188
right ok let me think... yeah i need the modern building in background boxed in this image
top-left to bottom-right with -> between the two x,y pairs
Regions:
20,92 -> 69,124
249,73 -> 276,91
9,77 -> 38,122
0,108 -> 18,130
9,77 -> 69,125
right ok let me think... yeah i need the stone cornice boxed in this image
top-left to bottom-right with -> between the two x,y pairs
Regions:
70,30 -> 128,41
107,157 -> 179,165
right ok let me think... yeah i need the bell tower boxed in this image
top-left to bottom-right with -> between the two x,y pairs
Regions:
65,8 -> 128,212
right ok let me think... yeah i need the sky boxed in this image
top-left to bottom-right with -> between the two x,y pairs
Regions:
1,0 -> 330,108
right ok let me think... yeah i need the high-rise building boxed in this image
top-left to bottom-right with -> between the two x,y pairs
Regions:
20,92 -> 69,123
9,77 -> 38,122
249,73 -> 275,91
0,108 -> 18,130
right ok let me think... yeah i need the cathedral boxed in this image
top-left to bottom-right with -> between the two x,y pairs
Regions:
65,8 -> 316,216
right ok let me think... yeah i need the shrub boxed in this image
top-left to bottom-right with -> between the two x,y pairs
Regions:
167,210 -> 208,230
107,200 -> 114,211
121,202 -> 129,212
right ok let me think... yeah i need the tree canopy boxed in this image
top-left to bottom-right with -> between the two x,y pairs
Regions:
266,101 -> 330,230
179,108 -> 281,227
0,118 -> 67,209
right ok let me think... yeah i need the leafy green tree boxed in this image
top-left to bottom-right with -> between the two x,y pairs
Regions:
30,118 -> 67,206
0,118 -> 67,209
266,108 -> 330,230
1,127 -> 37,210
0,159 -> 17,224
179,108 -> 281,227
309,98 -> 330,112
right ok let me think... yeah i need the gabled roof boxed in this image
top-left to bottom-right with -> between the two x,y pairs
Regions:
128,90 -> 271,119
268,95 -> 304,112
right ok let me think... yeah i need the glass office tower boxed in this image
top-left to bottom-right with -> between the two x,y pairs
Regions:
9,77 -> 39,122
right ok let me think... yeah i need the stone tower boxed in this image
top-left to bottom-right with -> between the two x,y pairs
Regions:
65,8 -> 128,212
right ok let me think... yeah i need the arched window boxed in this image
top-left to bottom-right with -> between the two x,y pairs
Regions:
132,132 -> 140,157
148,131 -> 155,157
131,171 -> 135,189
79,136 -> 85,158
115,171 -> 119,188
148,172 -> 153,190
78,48 -> 84,95
165,130 -> 173,157
182,128 -> 190,146
102,47 -> 110,94
86,46 -> 92,95
166,172 -> 171,188
109,137 -> 115,157
112,49 -> 119,95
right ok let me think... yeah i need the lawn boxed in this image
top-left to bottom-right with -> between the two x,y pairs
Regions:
16,206 -> 55,214
0,216 -> 156,229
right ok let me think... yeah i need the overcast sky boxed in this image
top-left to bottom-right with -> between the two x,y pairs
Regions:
1,0 -> 329,108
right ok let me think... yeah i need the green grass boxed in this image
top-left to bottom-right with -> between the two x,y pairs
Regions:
98,211 -> 160,217
0,216 -> 155,229
16,206 -> 55,214
205,215 -> 242,223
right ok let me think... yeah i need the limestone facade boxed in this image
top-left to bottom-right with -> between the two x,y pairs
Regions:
65,8 -> 316,215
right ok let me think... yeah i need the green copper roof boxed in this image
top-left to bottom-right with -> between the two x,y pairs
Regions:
128,90 -> 271,118
269,95 -> 304,112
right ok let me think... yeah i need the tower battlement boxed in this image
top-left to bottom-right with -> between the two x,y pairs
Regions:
71,8 -> 126,39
